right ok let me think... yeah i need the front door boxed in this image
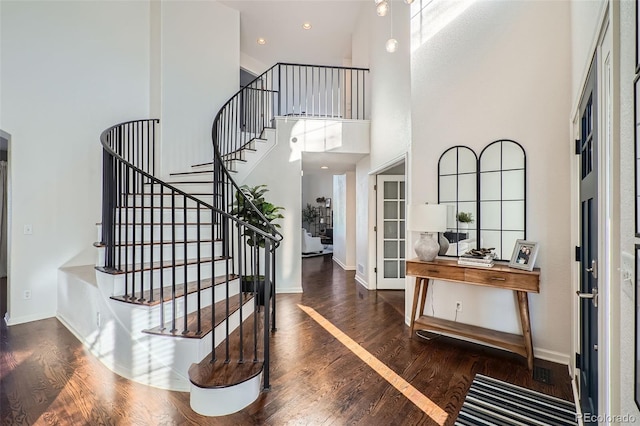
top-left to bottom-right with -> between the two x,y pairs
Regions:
376,175 -> 406,290
577,57 -> 598,421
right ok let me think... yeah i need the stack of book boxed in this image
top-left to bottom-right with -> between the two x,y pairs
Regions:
458,249 -> 496,268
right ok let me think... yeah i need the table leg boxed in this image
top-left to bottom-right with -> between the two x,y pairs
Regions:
419,278 -> 429,320
409,277 -> 423,338
516,291 -> 534,370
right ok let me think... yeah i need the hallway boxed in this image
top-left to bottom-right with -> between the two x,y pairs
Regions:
1,257 -> 572,424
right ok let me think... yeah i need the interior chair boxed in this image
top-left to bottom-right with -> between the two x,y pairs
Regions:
302,228 -> 324,254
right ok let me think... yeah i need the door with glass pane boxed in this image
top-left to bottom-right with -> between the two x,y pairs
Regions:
376,175 -> 406,290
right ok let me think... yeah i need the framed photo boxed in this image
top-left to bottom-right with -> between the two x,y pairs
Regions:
635,244 -> 640,410
325,198 -> 331,208
508,239 -> 539,271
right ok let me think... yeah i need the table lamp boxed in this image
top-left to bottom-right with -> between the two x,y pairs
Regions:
407,204 -> 448,261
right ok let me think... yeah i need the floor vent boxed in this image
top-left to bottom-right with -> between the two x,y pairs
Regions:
533,366 -> 552,384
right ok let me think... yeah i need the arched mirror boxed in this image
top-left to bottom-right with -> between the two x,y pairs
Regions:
479,139 -> 526,260
438,146 -> 478,256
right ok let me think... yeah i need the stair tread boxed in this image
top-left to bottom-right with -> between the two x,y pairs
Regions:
110,273 -> 240,307
103,205 -> 212,210
112,221 -> 215,226
143,292 -> 254,338
163,181 -> 215,185
95,255 -> 228,275
170,170 -> 214,177
191,161 -> 214,168
189,310 -> 264,387
93,238 -> 220,248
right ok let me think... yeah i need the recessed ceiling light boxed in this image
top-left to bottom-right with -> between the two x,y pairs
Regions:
321,166 -> 329,169
302,22 -> 312,30
257,38 -> 266,45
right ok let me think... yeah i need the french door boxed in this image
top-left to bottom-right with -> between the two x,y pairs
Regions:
376,175 -> 406,290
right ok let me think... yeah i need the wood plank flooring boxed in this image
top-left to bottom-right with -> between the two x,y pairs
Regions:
1,256 -> 573,425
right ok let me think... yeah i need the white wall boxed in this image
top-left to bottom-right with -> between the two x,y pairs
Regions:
333,172 -> 356,270
0,1 -> 151,324
368,1 -> 412,172
242,118 -> 302,294
351,0 -> 411,290
355,156 -> 372,287
302,172 -> 333,210
409,0 -> 572,362
160,1 -> 239,176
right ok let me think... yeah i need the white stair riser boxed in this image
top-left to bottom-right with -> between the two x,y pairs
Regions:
75,269 -> 255,392
113,208 -> 215,224
163,183 -> 226,194
111,260 -> 233,296
96,242 -> 221,267
166,172 -> 214,183
111,224 -> 215,242
140,279 -> 242,331
123,194 -> 216,207
124,284 -> 216,331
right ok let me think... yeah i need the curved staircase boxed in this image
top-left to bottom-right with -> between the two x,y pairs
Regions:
85,63 -> 369,416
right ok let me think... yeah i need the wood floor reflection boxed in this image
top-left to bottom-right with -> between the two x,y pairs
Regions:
1,257 -> 573,425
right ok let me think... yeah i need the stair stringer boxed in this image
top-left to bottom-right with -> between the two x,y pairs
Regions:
228,127 -> 277,185
58,266 -> 251,392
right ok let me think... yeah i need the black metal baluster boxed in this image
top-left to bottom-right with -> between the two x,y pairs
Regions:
124,163 -> 130,297
159,185 -> 165,329
196,205 -> 202,335
330,68 -> 334,118
148,178 -> 154,303
171,192 -> 176,333
183,196 -> 188,335
324,67 -> 328,117
132,158 -> 137,301
356,69 -> 359,119
139,161 -> 145,303
237,221 -> 244,363
252,241 -> 258,362
263,239 -> 271,390
224,215 -> 230,363
271,246 -> 277,332
118,131 -> 124,271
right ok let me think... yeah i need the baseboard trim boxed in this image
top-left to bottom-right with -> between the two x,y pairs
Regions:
332,257 -> 355,271
355,274 -> 369,289
534,348 -> 570,366
6,311 -> 55,326
276,286 -> 303,294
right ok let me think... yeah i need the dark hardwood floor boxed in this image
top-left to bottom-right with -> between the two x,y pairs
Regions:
1,256 -> 573,425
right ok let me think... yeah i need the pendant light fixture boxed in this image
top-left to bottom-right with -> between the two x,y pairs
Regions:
376,1 -> 389,17
385,0 -> 397,53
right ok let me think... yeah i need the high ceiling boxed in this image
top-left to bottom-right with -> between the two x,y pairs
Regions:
219,1 -> 366,68
302,152 -> 368,175
220,1 -> 370,174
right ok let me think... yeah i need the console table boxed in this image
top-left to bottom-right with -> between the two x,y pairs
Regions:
406,258 -> 540,370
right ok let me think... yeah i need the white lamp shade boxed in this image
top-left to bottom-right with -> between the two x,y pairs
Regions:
407,204 -> 447,232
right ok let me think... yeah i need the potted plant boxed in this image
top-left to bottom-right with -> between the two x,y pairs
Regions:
302,203 -> 318,231
230,184 -> 284,305
456,211 -> 474,230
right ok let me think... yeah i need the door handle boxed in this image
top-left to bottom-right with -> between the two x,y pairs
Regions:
576,287 -> 598,308
585,259 -> 597,279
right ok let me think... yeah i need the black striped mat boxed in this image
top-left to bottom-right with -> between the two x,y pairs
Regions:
456,374 -> 577,426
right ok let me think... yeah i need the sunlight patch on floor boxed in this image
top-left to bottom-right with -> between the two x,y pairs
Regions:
298,304 -> 448,425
